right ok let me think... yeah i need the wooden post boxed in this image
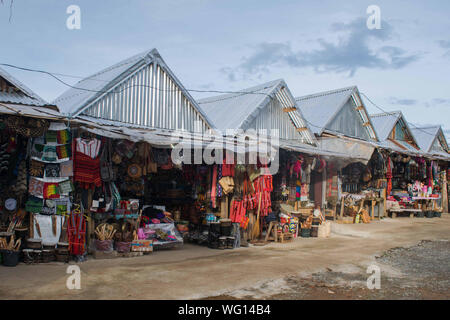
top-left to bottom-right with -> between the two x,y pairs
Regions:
340,199 -> 344,219
371,200 -> 375,220
381,188 -> 386,219
442,175 -> 448,213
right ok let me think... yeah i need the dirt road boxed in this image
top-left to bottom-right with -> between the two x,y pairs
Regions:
1,215 -> 449,300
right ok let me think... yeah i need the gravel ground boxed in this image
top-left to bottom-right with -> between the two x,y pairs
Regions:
207,240 -> 450,300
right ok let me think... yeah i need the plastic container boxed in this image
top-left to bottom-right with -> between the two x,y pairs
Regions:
2,250 -> 20,267
300,228 -> 311,238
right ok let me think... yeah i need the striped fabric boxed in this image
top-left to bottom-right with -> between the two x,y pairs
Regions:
76,138 -> 102,159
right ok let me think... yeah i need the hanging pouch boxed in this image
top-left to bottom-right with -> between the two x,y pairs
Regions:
100,139 -> 115,182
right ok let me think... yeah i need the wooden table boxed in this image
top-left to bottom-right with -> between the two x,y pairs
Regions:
389,208 -> 422,218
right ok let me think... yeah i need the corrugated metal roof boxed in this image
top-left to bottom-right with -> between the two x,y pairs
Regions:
295,86 -> 378,141
410,126 -> 448,153
370,111 -> 401,141
370,110 -> 419,148
0,102 -> 65,119
53,49 -> 214,132
197,79 -> 316,145
0,67 -> 47,106
295,86 -> 355,134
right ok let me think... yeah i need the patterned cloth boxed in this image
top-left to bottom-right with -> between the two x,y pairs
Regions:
58,179 -> 74,194
57,130 -> 72,145
43,182 -> 60,199
45,130 -> 58,144
76,138 -> 101,159
29,177 -> 45,197
74,151 -> 102,189
42,145 -> 57,162
31,143 -> 44,159
216,164 -> 223,197
60,160 -> 73,177
56,144 -> 72,159
29,159 -> 45,177
25,196 -> 44,213
45,163 -> 60,178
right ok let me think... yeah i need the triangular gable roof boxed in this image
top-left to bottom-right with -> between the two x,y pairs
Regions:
370,110 -> 420,150
0,66 -> 48,106
295,86 -> 378,141
410,125 -> 449,154
197,79 -> 316,145
54,49 -> 214,132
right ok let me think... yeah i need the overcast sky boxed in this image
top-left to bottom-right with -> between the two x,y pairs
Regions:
1,0 -> 449,139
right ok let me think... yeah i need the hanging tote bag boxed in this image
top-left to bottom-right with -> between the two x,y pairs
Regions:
100,139 -> 115,182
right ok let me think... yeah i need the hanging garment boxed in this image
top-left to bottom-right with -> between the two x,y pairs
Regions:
216,164 -> 223,197
43,182 -> 60,199
68,206 -> 86,256
386,156 -> 393,196
45,163 -> 60,178
45,130 -> 58,144
56,144 -> 72,159
60,160 -> 73,177
42,145 -> 57,162
74,151 -> 102,189
76,137 -> 102,159
29,177 -> 45,198
57,130 -> 72,145
211,165 -> 217,208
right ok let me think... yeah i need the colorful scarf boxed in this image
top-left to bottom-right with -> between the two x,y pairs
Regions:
29,177 -> 44,198
56,144 -> 72,159
43,182 -> 60,199
60,160 -> 73,177
57,130 -> 72,145
45,130 -> 58,144
42,145 -> 57,162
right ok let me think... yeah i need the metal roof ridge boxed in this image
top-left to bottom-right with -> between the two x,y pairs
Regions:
294,86 -> 356,101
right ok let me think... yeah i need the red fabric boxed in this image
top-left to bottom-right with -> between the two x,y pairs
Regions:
222,155 -> 235,177
211,165 -> 217,208
386,157 -> 392,196
74,151 -> 101,189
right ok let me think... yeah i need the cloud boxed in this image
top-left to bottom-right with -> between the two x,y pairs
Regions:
437,40 -> 450,58
388,97 -> 417,106
223,18 -> 421,80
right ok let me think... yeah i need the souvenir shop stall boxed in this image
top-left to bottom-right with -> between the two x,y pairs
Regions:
269,149 -> 331,240
0,115 -> 71,266
384,152 -> 446,218
180,151 -> 276,249
335,148 -> 387,223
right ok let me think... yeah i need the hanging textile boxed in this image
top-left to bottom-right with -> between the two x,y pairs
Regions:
386,156 -> 393,196
74,151 -> 102,189
211,165 -> 217,208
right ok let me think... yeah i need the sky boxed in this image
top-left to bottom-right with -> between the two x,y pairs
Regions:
1,0 -> 449,139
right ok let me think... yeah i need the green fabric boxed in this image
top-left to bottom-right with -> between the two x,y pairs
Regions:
45,130 -> 58,143
25,197 -> 43,213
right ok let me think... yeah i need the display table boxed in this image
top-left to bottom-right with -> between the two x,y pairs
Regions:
412,196 -> 442,213
389,208 -> 422,218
